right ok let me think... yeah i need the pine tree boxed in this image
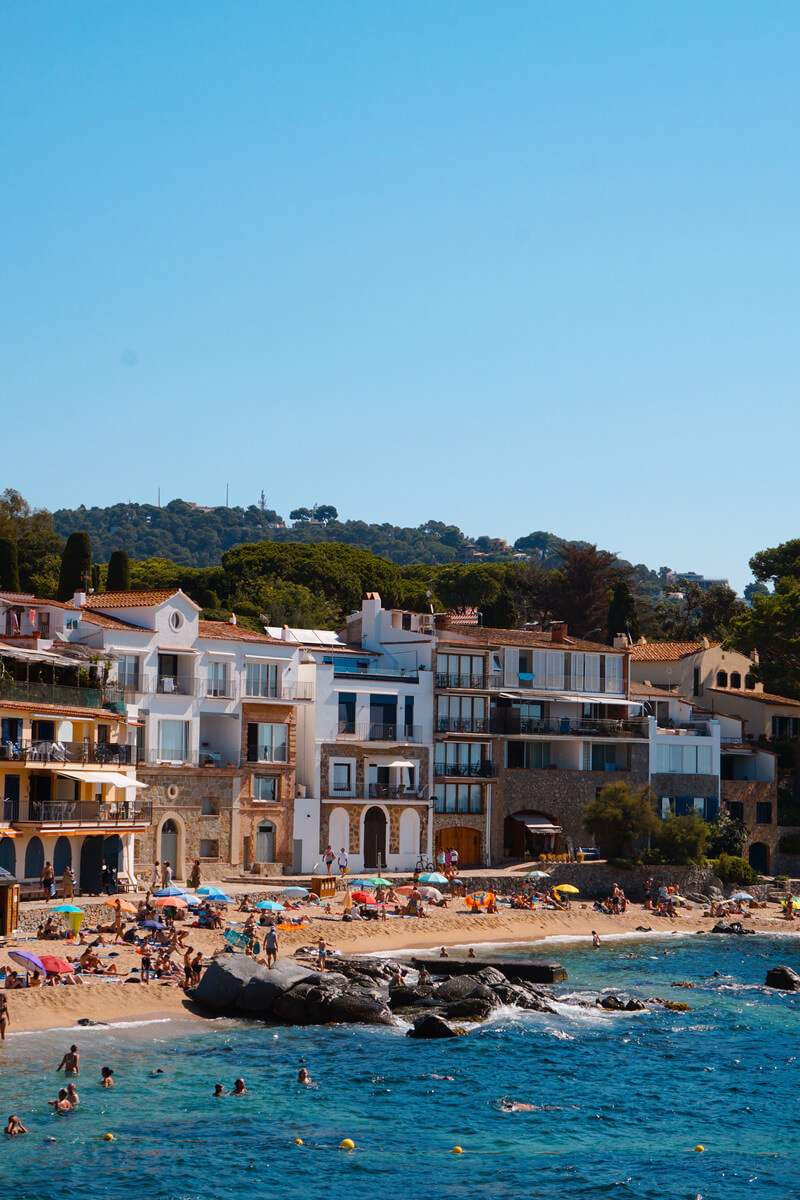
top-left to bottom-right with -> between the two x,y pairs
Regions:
106,549 -> 131,592
57,531 -> 92,601
606,581 -> 640,644
0,537 -> 20,592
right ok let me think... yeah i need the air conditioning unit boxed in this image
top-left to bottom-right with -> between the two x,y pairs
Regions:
0,744 -> 11,760
296,784 -> 307,799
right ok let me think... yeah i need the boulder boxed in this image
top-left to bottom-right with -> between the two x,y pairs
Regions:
235,958 -> 321,1015
194,954 -> 268,1012
465,983 -> 500,1005
432,974 -> 482,1002
407,1013 -> 463,1039
270,982 -> 316,1025
476,966 -> 509,987
387,986 -> 432,1011
599,995 -> 625,1011
711,921 -> 755,936
444,998 -> 494,1021
625,998 -> 646,1011
765,965 -> 800,992
321,990 -> 394,1026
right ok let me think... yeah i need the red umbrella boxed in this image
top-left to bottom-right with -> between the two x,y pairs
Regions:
39,955 -> 74,974
351,891 -> 377,905
155,896 -> 187,909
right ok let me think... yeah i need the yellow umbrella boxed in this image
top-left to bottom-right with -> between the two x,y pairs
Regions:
553,884 -> 579,894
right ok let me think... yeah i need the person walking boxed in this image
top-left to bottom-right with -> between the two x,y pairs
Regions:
62,865 -> 75,900
164,862 -> 173,887
151,861 -> 161,890
41,861 -> 55,902
264,925 -> 278,968
323,845 -> 335,876
337,847 -> 349,877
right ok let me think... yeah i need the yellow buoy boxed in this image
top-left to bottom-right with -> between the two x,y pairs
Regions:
104,1133 -> 115,1142
452,1146 -> 464,1154
294,1138 -> 303,1145
694,1145 -> 705,1153
340,1138 -> 355,1151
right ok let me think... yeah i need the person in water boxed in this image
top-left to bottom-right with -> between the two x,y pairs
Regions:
56,1045 -> 80,1076
298,1068 -> 311,1084
5,1115 -> 27,1136
49,1089 -> 73,1113
213,1084 -> 226,1096
66,1083 -> 80,1106
101,1067 -> 114,1088
592,931 -> 601,948
232,1079 -> 247,1095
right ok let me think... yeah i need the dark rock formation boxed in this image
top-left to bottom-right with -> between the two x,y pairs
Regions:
765,965 -> 800,992
711,921 -> 756,936
412,957 -> 567,984
406,1013 -> 463,1039
444,997 -> 495,1021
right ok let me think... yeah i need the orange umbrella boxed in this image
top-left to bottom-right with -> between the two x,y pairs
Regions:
465,891 -> 495,908
155,895 -> 187,909
104,898 -> 137,914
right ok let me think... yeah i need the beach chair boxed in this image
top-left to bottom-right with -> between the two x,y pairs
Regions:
223,926 -> 252,953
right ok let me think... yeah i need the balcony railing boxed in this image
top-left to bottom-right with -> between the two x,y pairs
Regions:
155,675 -> 196,696
336,722 -> 423,744
436,717 -> 490,734
435,673 -> 503,690
204,677 -> 238,700
138,751 -> 242,768
367,784 -> 428,800
434,760 -> 494,778
244,681 -> 314,702
14,740 -> 133,766
4,798 -> 152,825
329,660 -> 419,682
490,716 -> 649,738
656,723 -> 712,737
0,678 -> 120,711
433,798 -> 484,815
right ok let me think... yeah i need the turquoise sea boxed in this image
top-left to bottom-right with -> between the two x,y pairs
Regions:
1,931 -> 799,1200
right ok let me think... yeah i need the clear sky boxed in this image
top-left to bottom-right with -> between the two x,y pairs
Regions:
3,2 -> 798,590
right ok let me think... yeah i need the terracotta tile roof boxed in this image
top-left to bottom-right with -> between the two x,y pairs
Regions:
79,611 -> 147,631
83,590 -> 181,609
437,626 -> 625,653
707,687 -> 800,709
197,620 -> 287,646
629,642 -> 720,662
0,699 -> 127,721
629,682 -> 684,699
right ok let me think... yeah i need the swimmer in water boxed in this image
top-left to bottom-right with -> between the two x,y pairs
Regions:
56,1045 -> 80,1076
592,931 -> 601,949
430,1074 -> 455,1081
213,1084 -> 226,1097
66,1083 -> 80,1106
467,948 -> 477,959
298,1068 -> 311,1084
101,1067 -> 114,1088
49,1089 -> 73,1113
149,1069 -> 164,1078
5,1115 -> 27,1136
232,1078 -> 247,1095
501,1100 -> 537,1112
439,947 -> 449,958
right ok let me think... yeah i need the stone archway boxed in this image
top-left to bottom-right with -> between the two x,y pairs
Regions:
157,813 -> 186,881
363,806 -> 387,869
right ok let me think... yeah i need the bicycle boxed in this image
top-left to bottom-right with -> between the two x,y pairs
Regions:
414,855 -> 435,872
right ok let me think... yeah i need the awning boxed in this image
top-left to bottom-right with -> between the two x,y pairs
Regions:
556,693 -> 643,708
0,643 -> 83,667
509,813 -> 562,834
55,769 -> 148,789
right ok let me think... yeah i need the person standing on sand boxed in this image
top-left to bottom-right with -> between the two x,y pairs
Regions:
0,992 -> 9,1040
151,861 -> 160,890
41,860 -> 55,902
56,1045 -> 80,1076
62,865 -> 75,900
337,847 -> 348,876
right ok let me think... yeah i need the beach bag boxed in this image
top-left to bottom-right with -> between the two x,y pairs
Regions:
50,882 -> 56,898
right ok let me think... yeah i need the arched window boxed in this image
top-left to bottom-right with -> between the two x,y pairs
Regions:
329,808 -> 350,855
730,672 -> 741,689
716,671 -> 728,688
399,809 -> 420,857
745,675 -> 756,690
53,836 -> 72,878
24,836 -> 44,879
0,836 -> 15,876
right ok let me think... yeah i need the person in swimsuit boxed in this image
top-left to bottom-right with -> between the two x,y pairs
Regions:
0,993 -> 9,1040
592,931 -> 601,948
298,1068 -> 311,1084
56,1045 -> 80,1076
49,1089 -> 73,1113
264,927 -> 278,968
66,1082 -> 80,1105
101,1067 -> 114,1088
183,947 -> 194,988
213,1084 -> 226,1096
232,1079 -> 247,1095
5,1115 -> 27,1136
140,938 -> 152,984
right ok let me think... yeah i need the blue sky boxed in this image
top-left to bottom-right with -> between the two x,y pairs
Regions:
2,2 -> 798,590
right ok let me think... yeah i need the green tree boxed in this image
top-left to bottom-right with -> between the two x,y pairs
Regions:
707,808 -> 748,857
290,507 -> 313,523
606,581 -> 640,645
57,531 -> 92,601
0,537 -> 20,592
106,550 -> 131,592
315,505 -> 338,523
549,542 -> 629,639
653,814 -> 710,865
743,581 -> 770,602
583,783 -> 658,858
728,582 -> 800,698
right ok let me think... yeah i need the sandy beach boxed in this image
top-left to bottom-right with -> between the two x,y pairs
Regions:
2,898 -> 793,1035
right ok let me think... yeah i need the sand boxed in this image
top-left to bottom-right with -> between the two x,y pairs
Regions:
2,902 -> 791,1035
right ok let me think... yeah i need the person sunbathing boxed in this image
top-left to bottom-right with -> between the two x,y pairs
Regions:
4,972 -> 24,990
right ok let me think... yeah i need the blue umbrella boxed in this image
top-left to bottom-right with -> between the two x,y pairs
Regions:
730,892 -> 754,901
196,886 -> 229,898
50,904 -> 84,914
419,872 -> 448,885
141,920 -> 167,931
348,879 -> 377,889
155,887 -> 188,898
255,900 -> 285,912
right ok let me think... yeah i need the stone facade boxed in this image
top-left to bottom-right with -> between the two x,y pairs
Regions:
721,778 -> 781,872
651,773 -> 720,799
319,800 -> 429,859
137,767 -> 240,882
318,741 -> 430,859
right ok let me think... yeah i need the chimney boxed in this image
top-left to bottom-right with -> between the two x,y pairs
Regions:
551,621 -> 567,644
702,636 -> 709,649
281,624 -> 291,641
229,612 -> 237,626
613,634 -> 630,649
73,591 -> 87,608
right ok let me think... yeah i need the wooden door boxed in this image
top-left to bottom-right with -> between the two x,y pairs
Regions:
435,826 -> 482,867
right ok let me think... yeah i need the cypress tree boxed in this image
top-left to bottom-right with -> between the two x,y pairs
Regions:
606,581 -> 640,645
106,549 -> 131,592
0,537 -> 20,592
57,531 -> 92,601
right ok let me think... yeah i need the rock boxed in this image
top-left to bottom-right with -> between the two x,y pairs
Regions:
388,986 -> 433,1011
599,995 -> 625,1011
235,958 -> 321,1015
432,974 -> 483,1002
444,998 -> 494,1021
625,999 -> 646,1011
465,983 -> 500,1005
661,1000 -> 691,1011
407,1013 -> 463,1039
670,981 -> 695,989
711,921 -> 755,936
635,926 -> 653,932
765,965 -> 800,992
270,981 -> 394,1026
319,989 -> 394,1026
194,953 -> 268,1011
476,966 -> 508,987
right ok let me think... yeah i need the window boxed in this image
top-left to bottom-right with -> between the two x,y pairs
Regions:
435,784 -> 482,813
756,802 -> 773,825
247,723 -> 288,763
438,695 -> 486,730
693,667 -> 701,696
717,671 -> 728,688
591,744 -> 617,771
199,839 -> 219,858
570,653 -> 584,691
158,720 -> 189,762
332,762 -> 352,793
745,675 -> 756,690
118,655 -> 140,690
201,796 -> 220,815
730,672 -> 741,689
207,662 -> 229,697
584,654 -> 600,692
656,743 -> 714,775
727,801 -> 744,822
246,662 -> 279,698
437,653 -> 485,684
170,611 -> 183,630
65,614 -> 78,630
338,692 -> 356,734
506,741 -> 551,769
254,776 -> 277,802
605,655 -> 623,694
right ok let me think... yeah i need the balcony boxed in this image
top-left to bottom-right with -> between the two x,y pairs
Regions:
204,678 -> 238,700
491,716 -> 649,738
433,797 -> 484,815
437,717 -> 490,734
435,673 -> 502,690
656,723 -> 712,737
138,751 -> 242,768
336,722 -> 423,744
4,798 -> 152,826
434,760 -> 494,778
155,674 -> 196,697
330,661 -> 419,683
243,681 -> 314,703
0,677 -> 123,711
12,740 -> 133,766
367,784 -> 428,800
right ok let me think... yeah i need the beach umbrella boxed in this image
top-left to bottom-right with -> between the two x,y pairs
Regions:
104,898 -> 137,914
347,878 -> 377,889
525,871 -> 550,880
553,884 -> 579,894
351,891 -> 377,905
396,885 -> 414,895
39,955 -> 74,975
255,900 -> 285,912
369,877 -> 392,887
419,886 -> 443,900
50,904 -> 84,914
280,887 -> 309,898
465,891 -> 494,908
154,887 -> 188,898
155,895 -> 187,909
419,872 -> 448,885
141,920 -> 167,931
195,886 -> 230,898
730,892 -> 754,901
8,949 -> 46,976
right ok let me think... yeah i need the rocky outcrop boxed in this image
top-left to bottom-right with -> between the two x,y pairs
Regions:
711,921 -> 756,936
765,965 -> 800,992
406,1013 -> 464,1039
412,957 -> 567,984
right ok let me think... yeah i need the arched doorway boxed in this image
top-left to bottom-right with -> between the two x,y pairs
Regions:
748,842 -> 769,874
80,836 -> 103,894
363,807 -> 387,869
256,821 -> 275,863
24,836 -> 44,879
53,836 -> 72,878
504,811 -> 562,860
399,809 -> 420,859
329,808 -> 349,857
160,820 -> 179,874
0,837 -> 16,876
103,834 -> 123,873
435,826 -> 482,867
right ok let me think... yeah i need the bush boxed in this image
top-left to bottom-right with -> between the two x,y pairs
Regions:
607,858 -> 633,870
583,784 -> 658,859
710,854 -> 758,886
639,847 -> 667,866
778,833 -> 800,855
653,814 -> 710,865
